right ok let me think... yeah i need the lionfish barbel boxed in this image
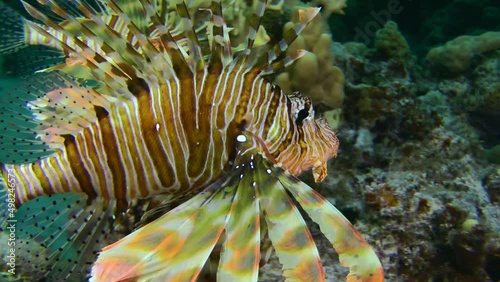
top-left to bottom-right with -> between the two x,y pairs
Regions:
0,0 -> 383,281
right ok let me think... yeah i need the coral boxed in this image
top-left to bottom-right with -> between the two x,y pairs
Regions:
426,31 -> 500,74
323,108 -> 342,130
274,13 -> 345,109
322,126 -> 500,281
470,51 -> 500,114
374,21 -> 410,60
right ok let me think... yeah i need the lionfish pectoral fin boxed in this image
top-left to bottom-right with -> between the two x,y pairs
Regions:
279,174 -> 385,281
11,192 -> 115,280
256,159 -> 327,280
91,176 -> 237,281
3,45 -> 66,76
219,132 -> 324,281
0,71 -> 112,165
0,1 -> 27,54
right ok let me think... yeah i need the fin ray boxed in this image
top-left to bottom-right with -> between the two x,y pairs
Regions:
14,192 -> 115,280
282,174 -> 385,281
218,165 -> 261,280
91,177 -> 234,281
0,71 -> 111,164
258,163 -> 326,281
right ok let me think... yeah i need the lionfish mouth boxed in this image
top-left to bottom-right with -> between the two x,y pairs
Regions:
312,159 -> 328,182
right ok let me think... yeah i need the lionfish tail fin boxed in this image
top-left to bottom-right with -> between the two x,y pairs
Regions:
280,174 -> 385,281
0,1 -> 28,54
91,176 -> 235,281
13,193 -> 115,280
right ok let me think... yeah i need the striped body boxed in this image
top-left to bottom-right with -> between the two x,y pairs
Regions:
3,64 -> 329,206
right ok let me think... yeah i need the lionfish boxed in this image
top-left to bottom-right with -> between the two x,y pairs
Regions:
0,0 -> 383,281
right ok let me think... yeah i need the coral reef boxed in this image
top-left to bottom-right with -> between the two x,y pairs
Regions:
295,25 -> 500,281
426,31 -> 500,74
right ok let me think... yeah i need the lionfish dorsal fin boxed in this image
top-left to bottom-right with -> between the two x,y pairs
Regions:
30,0 -> 142,80
20,1 -> 130,95
176,1 -> 206,72
228,0 -> 267,70
134,0 -> 196,78
204,0 -> 232,73
257,7 -> 320,75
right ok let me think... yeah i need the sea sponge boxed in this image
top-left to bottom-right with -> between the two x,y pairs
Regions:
426,31 -> 500,74
274,13 -> 345,109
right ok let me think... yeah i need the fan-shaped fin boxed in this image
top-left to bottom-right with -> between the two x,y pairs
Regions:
12,192 -> 115,280
217,165 -> 260,280
258,166 -> 326,280
0,71 -> 111,164
91,176 -> 235,281
0,1 -> 27,54
3,45 -> 66,76
281,173 -> 385,281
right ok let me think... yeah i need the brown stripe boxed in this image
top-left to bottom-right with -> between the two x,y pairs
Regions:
31,162 -> 52,195
81,126 -> 109,196
48,157 -> 71,193
62,134 -> 97,198
137,84 -> 176,188
263,85 -> 282,139
184,73 -> 212,179
115,106 -> 149,198
95,106 -> 127,203
158,79 -> 188,188
223,69 -> 259,160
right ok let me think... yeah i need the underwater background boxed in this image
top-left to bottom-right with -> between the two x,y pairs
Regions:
0,0 -> 498,281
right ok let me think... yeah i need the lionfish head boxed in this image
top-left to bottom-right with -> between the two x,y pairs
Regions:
275,92 -> 339,182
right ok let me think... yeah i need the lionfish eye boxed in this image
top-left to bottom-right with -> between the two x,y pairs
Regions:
295,108 -> 309,126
